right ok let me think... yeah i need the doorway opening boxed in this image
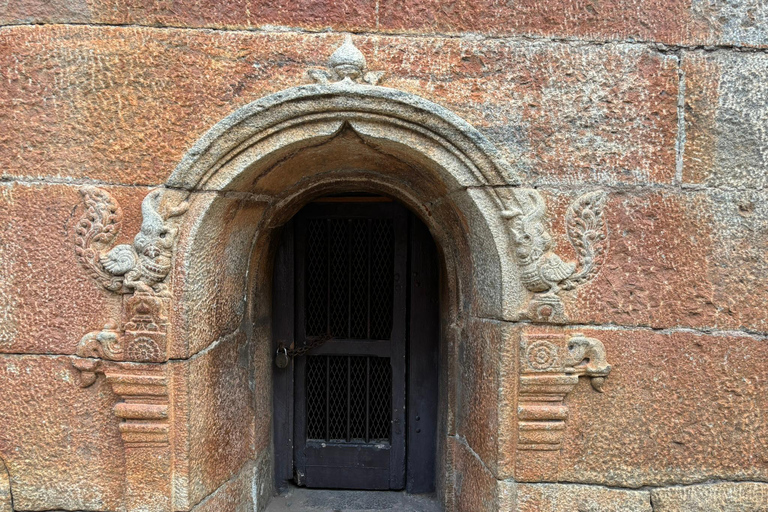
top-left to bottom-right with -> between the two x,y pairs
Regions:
272,194 -> 440,495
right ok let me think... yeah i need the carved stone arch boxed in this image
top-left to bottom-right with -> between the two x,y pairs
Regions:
163,82 -> 533,360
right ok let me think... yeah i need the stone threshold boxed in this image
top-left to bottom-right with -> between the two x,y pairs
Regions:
265,486 -> 443,512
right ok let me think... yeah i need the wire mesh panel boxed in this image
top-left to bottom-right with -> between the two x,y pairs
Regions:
305,355 -> 392,443
304,218 -> 394,340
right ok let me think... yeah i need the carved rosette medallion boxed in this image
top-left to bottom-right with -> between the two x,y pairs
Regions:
516,331 -> 611,481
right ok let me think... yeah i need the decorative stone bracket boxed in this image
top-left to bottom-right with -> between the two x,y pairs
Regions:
501,189 -> 609,323
516,332 -> 611,481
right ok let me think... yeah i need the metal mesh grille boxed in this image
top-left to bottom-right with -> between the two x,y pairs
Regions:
305,355 -> 392,443
304,218 -> 394,340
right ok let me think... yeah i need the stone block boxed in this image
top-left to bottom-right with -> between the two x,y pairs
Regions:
556,327 -> 768,487
448,436 -> 500,512
689,1 -> 768,47
378,0 -> 690,44
535,188 -> 768,333
170,192 -> 267,358
514,482 -> 652,512
0,182 -> 145,355
651,482 -> 768,511
0,26 -> 678,189
172,330 -> 257,509
0,355 -> 123,511
0,0 -> 378,32
380,40 -> 679,187
683,51 -> 768,189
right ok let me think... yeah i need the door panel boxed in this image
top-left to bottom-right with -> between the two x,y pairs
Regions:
293,202 -> 407,490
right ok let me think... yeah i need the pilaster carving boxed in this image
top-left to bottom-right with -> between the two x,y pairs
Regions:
308,35 -> 385,86
502,189 -> 608,323
516,331 -> 611,481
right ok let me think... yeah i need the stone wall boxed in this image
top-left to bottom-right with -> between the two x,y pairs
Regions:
1,2 -> 767,511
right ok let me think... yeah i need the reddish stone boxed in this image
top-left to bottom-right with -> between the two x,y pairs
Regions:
0,26 -> 678,188
537,188 -> 768,333
378,0 -> 691,44
0,183 -> 146,355
172,331 -> 257,508
557,326 -> 768,487
0,355 -> 124,510
0,0 -> 377,32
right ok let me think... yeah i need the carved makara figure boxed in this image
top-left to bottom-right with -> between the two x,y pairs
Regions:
564,334 -> 612,392
75,187 -> 188,295
502,189 -> 608,321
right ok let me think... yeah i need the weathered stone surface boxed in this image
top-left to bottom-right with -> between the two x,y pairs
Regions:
379,0 -> 691,44
449,436 -> 499,512
651,482 -> 768,511
0,355 -> 124,511
683,51 -> 768,189
5,0 -> 766,47
0,26 -> 678,189
170,192 -> 266,358
0,0 -> 377,32
557,327 -> 768,487
457,318 -> 503,476
176,330 -> 257,508
0,458 -> 10,512
189,457 -> 271,512
690,1 -> 768,47
514,482 -> 652,512
537,188 -> 768,333
0,183 -> 145,355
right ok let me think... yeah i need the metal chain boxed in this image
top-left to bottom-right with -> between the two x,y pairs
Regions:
275,333 -> 334,368
285,332 -> 334,358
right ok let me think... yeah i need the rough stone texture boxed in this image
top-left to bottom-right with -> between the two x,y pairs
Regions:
0,458 -> 10,512
170,192 -> 266,358
449,436 -> 499,512
0,355 -> 124,511
683,50 -> 768,189
0,183 -> 144,355
264,486 -> 443,512
175,330 -> 257,509
2,1 -> 766,47
538,188 -> 768,333
189,457 -> 271,512
514,483 -> 652,512
557,326 -> 768,487
0,26 -> 679,189
651,482 -> 768,511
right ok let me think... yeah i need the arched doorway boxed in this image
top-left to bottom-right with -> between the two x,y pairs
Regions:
157,68 -> 533,511
272,195 -> 439,493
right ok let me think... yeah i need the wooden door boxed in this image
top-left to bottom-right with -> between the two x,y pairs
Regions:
292,201 -> 408,490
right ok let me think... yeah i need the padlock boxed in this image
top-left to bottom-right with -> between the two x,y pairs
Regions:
275,346 -> 289,369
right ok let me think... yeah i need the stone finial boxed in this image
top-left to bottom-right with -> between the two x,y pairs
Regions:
309,35 -> 385,86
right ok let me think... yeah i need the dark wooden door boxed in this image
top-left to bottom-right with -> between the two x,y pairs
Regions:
292,201 -> 408,490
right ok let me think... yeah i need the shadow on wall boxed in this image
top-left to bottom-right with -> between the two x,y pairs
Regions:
0,457 -> 12,512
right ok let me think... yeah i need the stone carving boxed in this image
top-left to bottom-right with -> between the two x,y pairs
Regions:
565,334 -> 611,392
73,293 -> 170,386
75,186 -> 188,295
502,189 -> 608,323
105,367 -> 170,446
308,35 -> 385,86
516,331 -> 611,481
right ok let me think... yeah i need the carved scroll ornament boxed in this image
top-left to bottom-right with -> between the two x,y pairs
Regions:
502,189 -> 608,323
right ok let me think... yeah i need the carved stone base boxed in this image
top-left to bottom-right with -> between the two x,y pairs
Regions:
516,331 -> 611,481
